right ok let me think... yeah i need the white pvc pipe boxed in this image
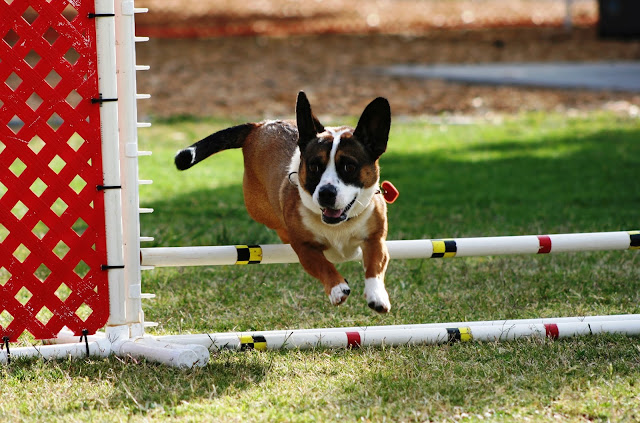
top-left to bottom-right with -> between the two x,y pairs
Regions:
95,0 -> 126,326
36,325 -> 209,367
140,231 -> 639,268
155,318 -> 640,351
11,317 -> 638,364
132,338 -> 210,366
0,339 -> 203,367
13,316 -> 640,365
115,0 -> 146,330
113,339 -> 204,368
156,313 -> 640,342
0,338 -> 111,363
106,324 -> 207,367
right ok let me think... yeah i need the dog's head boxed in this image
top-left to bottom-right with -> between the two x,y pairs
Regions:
292,91 -> 391,225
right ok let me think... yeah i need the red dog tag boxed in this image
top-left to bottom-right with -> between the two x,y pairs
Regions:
381,181 -> 399,204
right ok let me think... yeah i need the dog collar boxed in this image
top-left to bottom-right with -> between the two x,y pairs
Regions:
288,171 -> 299,186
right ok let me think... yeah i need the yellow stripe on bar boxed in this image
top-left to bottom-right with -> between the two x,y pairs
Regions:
459,327 -> 472,342
235,245 -> 263,264
630,231 -> 640,250
431,239 -> 457,258
447,327 -> 473,343
240,335 -> 267,351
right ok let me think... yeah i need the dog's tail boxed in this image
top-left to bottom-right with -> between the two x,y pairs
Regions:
174,123 -> 256,171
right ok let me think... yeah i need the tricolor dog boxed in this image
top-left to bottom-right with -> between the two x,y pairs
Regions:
175,92 -> 392,312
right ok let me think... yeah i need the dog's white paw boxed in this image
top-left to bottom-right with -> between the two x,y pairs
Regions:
329,282 -> 351,306
364,277 -> 391,313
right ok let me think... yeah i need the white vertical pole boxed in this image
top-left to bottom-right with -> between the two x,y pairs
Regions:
115,0 -> 150,334
95,0 -> 126,327
114,0 -> 141,331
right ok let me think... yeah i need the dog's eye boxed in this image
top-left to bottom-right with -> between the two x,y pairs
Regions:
308,162 -> 321,173
343,163 -> 357,173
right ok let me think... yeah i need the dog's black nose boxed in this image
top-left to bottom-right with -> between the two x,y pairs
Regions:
318,184 -> 337,207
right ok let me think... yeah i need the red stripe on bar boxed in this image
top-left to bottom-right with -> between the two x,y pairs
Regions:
537,235 -> 552,254
346,331 -> 361,348
545,324 -> 559,340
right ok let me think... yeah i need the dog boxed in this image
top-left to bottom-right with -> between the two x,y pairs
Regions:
174,92 -> 392,312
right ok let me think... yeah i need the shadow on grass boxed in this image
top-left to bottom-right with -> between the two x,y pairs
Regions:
336,335 -> 640,420
384,125 -> 639,238
144,126 -> 640,248
43,123 -> 635,415
141,184 -> 280,248
7,352 -> 271,417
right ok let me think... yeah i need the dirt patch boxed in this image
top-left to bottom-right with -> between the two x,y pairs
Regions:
132,1 -> 640,120
136,27 -> 640,120
134,0 -> 598,38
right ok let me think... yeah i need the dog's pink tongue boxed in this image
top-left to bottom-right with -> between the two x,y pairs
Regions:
323,208 -> 343,218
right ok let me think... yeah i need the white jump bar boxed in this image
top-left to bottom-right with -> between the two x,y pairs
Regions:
154,316 -> 640,352
140,230 -> 639,268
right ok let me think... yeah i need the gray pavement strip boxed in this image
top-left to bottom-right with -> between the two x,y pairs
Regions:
379,62 -> 640,92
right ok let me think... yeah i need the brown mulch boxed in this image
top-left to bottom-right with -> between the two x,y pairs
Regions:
133,1 -> 640,120
134,0 -> 599,38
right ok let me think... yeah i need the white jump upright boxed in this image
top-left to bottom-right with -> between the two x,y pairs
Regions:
2,0 -> 640,369
96,0 -> 211,367
1,0 -> 204,368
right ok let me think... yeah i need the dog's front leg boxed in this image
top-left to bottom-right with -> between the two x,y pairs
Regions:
290,240 -> 351,306
361,238 -> 391,313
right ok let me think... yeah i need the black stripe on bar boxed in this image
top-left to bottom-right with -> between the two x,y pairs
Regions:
444,240 -> 457,253
236,247 -> 250,263
240,342 -> 254,351
447,328 -> 461,343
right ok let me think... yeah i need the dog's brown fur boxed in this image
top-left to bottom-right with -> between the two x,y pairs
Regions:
175,92 -> 392,312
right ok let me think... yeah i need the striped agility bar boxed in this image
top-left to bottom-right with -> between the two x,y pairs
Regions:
141,230 -> 640,268
154,314 -> 640,352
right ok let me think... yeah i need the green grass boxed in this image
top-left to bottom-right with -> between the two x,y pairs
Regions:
3,112 -> 640,422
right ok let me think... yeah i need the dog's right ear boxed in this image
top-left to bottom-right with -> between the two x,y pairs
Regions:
296,91 -> 324,151
354,97 -> 391,161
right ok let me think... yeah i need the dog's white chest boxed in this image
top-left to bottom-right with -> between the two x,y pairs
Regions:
300,205 -> 373,263
322,233 -> 363,263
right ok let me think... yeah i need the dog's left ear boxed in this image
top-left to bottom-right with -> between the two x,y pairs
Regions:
354,97 -> 391,161
296,91 -> 325,151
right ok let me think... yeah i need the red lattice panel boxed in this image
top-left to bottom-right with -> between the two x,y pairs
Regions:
0,0 -> 109,341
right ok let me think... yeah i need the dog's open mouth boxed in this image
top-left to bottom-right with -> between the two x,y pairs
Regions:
321,197 -> 356,224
